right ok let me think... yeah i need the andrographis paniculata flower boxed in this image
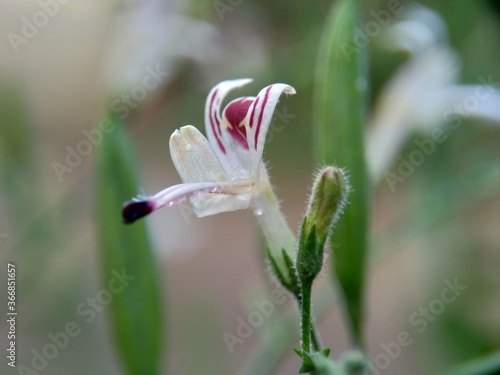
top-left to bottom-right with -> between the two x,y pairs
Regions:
122,79 -> 297,284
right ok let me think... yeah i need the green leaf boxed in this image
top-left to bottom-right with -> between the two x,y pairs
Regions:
313,0 -> 369,347
293,347 -> 305,358
295,349 -> 315,373
96,114 -> 163,375
266,246 -> 292,292
0,86 -> 35,214
282,248 -> 300,296
439,351 -> 500,375
0,87 -> 32,167
0,86 -> 57,272
299,362 -> 316,374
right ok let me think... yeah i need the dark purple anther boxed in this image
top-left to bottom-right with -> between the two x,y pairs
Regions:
122,200 -> 155,224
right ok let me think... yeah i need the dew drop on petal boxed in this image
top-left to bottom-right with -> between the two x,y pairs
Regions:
253,207 -> 263,216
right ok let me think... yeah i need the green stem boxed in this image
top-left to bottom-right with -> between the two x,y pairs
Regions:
295,291 -> 322,353
301,280 -> 313,354
311,322 -> 321,352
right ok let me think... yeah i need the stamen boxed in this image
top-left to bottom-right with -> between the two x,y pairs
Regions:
122,200 -> 155,224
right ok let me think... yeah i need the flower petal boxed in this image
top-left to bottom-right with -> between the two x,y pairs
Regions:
169,125 -> 253,215
204,78 -> 253,174
251,165 -> 297,279
152,180 -> 253,209
170,125 -> 228,183
441,85 -> 500,123
367,47 -> 459,180
153,180 -> 254,218
246,83 -> 296,169
217,97 -> 258,178
221,97 -> 255,150
189,185 -> 253,217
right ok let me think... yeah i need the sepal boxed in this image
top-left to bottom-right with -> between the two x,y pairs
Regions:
266,246 -> 299,296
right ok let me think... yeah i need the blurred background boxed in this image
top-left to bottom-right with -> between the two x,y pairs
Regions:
0,0 -> 499,374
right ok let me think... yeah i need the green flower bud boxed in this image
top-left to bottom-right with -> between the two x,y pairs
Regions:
307,166 -> 348,242
297,166 -> 349,284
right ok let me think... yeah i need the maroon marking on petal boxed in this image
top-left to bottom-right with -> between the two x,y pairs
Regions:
122,200 -> 155,224
212,95 -> 223,137
209,89 -> 221,136
208,89 -> 226,154
212,109 -> 226,154
248,97 -> 260,129
223,98 -> 253,150
224,98 -> 253,128
227,125 -> 249,150
215,135 -> 226,154
212,109 -> 219,128
254,86 -> 272,149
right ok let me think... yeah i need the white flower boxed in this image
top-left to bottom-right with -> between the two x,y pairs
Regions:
123,79 -> 297,278
378,3 -> 448,54
101,0 -> 217,96
367,5 -> 500,181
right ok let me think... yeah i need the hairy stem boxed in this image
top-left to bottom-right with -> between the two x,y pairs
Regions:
301,280 -> 313,354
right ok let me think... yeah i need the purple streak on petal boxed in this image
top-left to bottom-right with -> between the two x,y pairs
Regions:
248,96 -> 260,130
254,85 -> 272,149
209,89 -> 226,154
223,97 -> 253,150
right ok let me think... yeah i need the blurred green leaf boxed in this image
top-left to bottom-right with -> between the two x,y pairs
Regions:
313,0 -> 369,346
96,115 -> 163,375
0,86 -> 59,278
439,352 -> 500,375
0,86 -> 32,161
0,87 -> 35,210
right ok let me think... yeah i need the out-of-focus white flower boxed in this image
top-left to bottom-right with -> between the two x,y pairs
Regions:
379,3 -> 448,54
367,4 -> 500,181
122,79 -> 297,280
101,0 -> 217,96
